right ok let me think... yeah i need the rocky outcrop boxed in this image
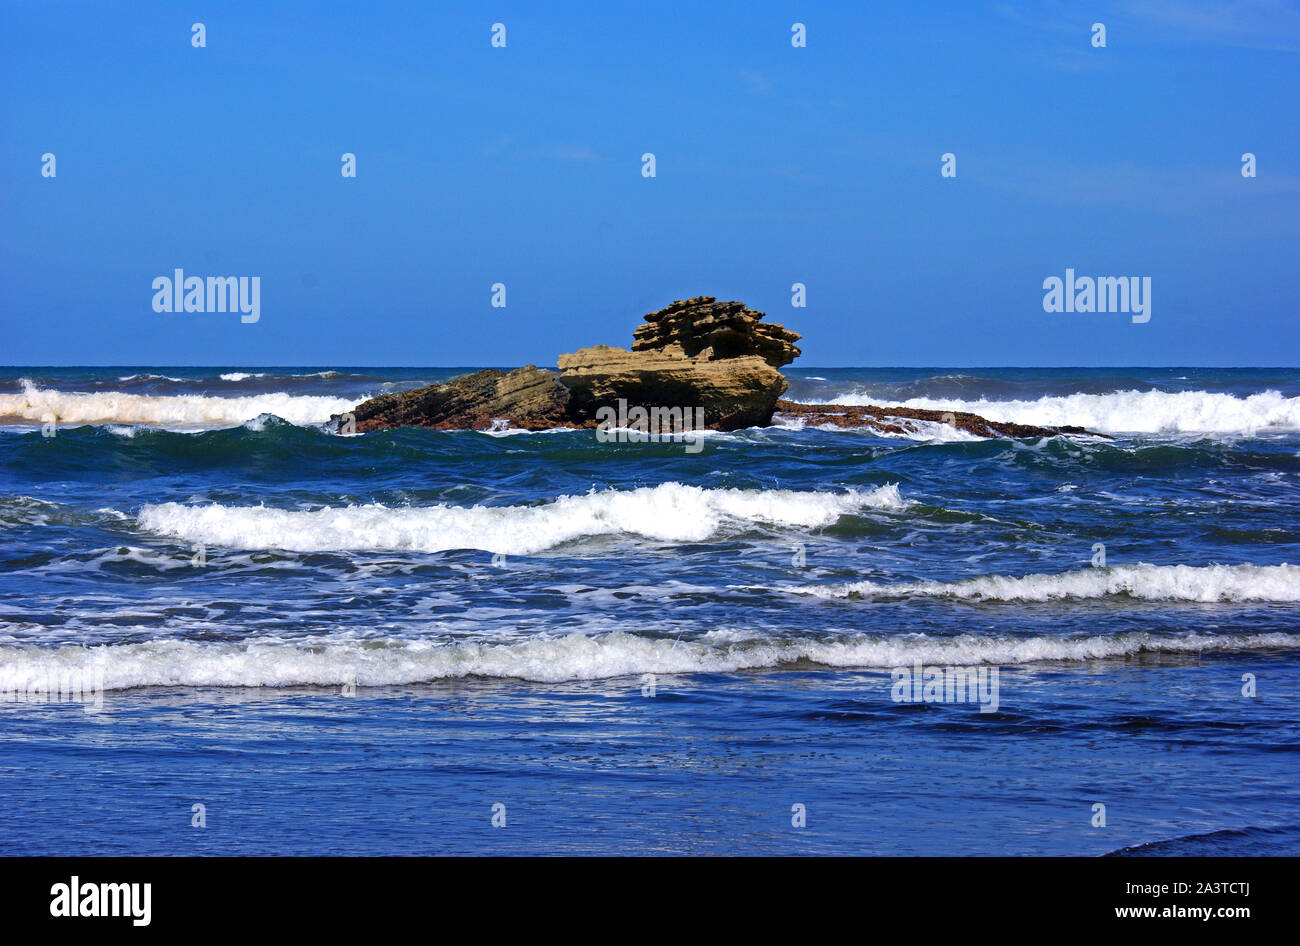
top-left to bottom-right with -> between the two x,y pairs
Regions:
343,365 -> 569,432
552,297 -> 802,430
557,345 -> 788,430
337,296 -> 1101,440
774,400 -> 1103,439
632,296 -> 801,368
341,297 -> 803,433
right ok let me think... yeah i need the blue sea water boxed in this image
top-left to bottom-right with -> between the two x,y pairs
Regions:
1,366 -> 1298,856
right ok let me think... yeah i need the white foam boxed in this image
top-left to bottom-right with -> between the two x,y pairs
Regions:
808,389 -> 1300,436
137,483 -> 908,554
2,628 -> 1297,691
790,563 -> 1300,603
771,413 -> 985,441
0,382 -> 358,428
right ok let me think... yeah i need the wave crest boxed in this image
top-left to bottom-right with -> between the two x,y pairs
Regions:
807,389 -> 1300,435
789,563 -> 1300,603
137,483 -> 908,554
0,382 -> 358,428
3,629 -> 1297,690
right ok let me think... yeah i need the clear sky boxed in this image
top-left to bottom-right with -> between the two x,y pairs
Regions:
2,0 -> 1298,366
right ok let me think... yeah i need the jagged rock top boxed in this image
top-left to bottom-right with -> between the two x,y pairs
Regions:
632,296 -> 802,368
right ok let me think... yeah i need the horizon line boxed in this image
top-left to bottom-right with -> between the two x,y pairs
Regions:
5,364 -> 1300,371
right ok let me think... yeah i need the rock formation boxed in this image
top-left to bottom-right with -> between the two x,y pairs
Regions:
336,296 -> 1100,440
345,365 -> 569,433
558,343 -> 788,430
632,296 -> 801,368
549,296 -> 800,429
338,296 -> 803,433
773,400 -> 1100,440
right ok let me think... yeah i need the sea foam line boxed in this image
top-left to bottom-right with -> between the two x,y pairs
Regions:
786,563 -> 1300,603
0,382 -> 358,428
800,389 -> 1300,435
2,629 -> 1298,690
137,483 -> 908,554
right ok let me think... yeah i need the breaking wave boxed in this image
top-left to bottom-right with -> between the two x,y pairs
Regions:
0,382 -> 359,428
808,389 -> 1300,435
788,563 -> 1300,603
3,629 -> 1298,690
137,483 -> 908,554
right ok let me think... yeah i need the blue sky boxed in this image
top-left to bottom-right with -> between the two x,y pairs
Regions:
2,0 -> 1298,366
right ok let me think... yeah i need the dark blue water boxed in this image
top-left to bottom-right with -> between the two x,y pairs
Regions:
1,367 -> 1298,855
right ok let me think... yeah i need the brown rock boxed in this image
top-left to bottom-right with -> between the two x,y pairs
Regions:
632,296 -> 801,368
336,295 -> 1102,439
774,400 -> 1105,439
340,365 -> 570,432
558,345 -> 788,430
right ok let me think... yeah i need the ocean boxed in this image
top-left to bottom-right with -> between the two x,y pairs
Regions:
1,366 -> 1298,856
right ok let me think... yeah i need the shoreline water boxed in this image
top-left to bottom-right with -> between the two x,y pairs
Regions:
3,653 -> 1297,856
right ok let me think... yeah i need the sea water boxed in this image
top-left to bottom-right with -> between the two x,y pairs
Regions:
1,366 -> 1297,855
